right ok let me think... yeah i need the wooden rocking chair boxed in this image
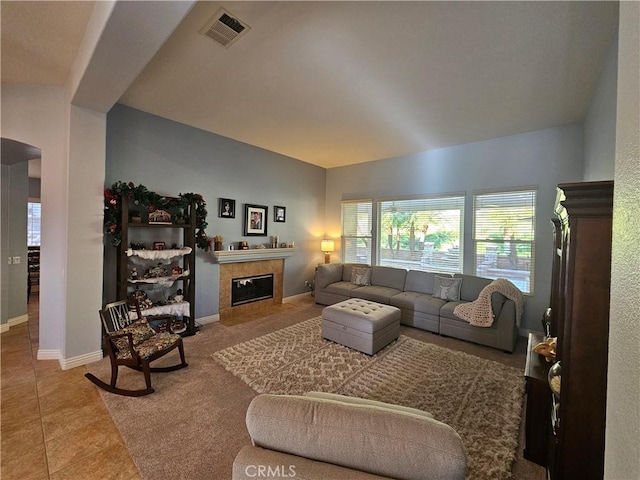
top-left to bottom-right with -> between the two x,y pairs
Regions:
85,300 -> 188,396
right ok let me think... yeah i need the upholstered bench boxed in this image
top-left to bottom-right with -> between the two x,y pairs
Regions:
322,298 -> 401,355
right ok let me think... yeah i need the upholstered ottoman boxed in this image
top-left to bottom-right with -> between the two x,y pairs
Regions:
322,299 -> 401,355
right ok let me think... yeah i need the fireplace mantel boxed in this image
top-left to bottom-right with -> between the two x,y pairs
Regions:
212,248 -> 294,264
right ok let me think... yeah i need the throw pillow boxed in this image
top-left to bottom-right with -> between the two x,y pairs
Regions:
433,276 -> 463,302
351,267 -> 372,286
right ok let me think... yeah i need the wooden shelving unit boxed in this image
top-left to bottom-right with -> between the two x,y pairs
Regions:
116,199 -> 197,336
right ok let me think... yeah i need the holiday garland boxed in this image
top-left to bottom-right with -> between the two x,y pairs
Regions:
104,181 -> 210,250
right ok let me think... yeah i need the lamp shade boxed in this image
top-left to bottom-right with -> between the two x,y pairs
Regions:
321,240 -> 335,252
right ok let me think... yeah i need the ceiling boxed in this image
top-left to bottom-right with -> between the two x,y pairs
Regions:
1,1 -> 620,169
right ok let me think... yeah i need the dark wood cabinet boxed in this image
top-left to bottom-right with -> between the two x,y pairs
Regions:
547,181 -> 613,480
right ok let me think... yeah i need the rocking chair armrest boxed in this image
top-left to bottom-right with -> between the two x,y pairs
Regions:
160,316 -> 174,334
109,331 -> 133,341
147,314 -> 176,334
106,331 -> 141,360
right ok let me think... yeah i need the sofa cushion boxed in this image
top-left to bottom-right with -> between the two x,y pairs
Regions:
245,394 -> 467,480
433,276 -> 462,301
453,274 -> 491,301
351,267 -> 372,286
324,281 -> 362,297
390,291 -> 446,316
440,301 -> 468,321
352,285 -> 403,304
370,266 -> 407,290
316,263 -> 344,288
403,270 -> 448,295
440,300 -> 497,328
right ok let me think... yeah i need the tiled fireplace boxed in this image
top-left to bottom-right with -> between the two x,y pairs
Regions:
215,248 -> 294,322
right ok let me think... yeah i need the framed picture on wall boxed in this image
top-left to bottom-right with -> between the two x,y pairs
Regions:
219,198 -> 236,218
274,206 -> 286,223
244,204 -> 268,236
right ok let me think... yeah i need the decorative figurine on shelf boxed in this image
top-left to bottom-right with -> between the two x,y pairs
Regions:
128,286 -> 147,305
173,289 -> 184,303
145,263 -> 168,278
130,241 -> 146,250
171,265 -> 183,276
149,209 -> 172,223
130,267 -> 139,280
533,336 -> 557,362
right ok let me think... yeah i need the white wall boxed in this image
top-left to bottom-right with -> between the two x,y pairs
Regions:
1,86 -> 68,353
326,124 -> 585,333
605,1 -> 640,477
584,31 -> 618,181
1,88 -> 108,366
64,105 -> 106,359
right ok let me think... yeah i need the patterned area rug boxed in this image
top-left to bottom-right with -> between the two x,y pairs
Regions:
212,316 -> 525,480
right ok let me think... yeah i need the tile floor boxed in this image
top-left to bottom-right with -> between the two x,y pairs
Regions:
1,295 -> 140,480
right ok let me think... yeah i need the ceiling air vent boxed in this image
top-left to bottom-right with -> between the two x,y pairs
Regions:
200,8 -> 250,48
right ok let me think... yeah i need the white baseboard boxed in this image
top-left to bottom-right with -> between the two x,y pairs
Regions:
1,314 -> 30,334
37,349 -> 104,370
9,314 -> 29,327
60,350 -> 104,370
37,349 -> 61,361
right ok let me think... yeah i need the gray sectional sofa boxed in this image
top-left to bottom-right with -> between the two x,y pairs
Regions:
314,263 -> 520,352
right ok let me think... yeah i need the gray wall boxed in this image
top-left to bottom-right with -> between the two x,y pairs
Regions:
1,165 -> 8,325
105,104 -> 326,319
326,124 -> 585,333
584,31 -> 618,181
1,161 -> 29,323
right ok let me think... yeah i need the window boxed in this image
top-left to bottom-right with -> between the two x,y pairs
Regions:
341,201 -> 372,264
473,189 -> 536,294
27,202 -> 41,246
377,195 -> 464,274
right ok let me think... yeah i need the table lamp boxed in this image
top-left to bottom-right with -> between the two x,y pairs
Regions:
321,239 -> 334,264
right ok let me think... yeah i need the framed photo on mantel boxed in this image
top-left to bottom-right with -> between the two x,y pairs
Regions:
244,204 -> 268,236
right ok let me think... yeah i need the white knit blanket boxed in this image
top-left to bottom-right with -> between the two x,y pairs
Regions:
453,278 -> 524,328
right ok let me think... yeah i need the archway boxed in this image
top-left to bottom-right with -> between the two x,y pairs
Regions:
1,137 -> 42,329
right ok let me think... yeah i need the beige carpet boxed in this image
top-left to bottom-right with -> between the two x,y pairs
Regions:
213,316 -> 525,480
87,298 -> 544,480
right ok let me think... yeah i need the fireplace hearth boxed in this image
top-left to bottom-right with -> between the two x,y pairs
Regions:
232,274 -> 274,306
